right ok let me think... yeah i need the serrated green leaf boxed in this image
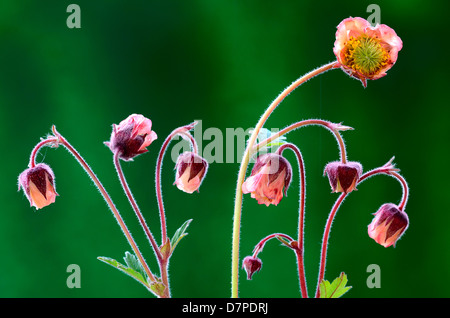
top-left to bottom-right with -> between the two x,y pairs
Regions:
171,219 -> 192,253
98,254 -> 148,288
123,252 -> 148,282
319,272 -> 352,298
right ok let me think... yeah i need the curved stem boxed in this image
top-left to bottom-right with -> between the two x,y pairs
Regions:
155,123 -> 197,246
28,137 -> 59,168
358,163 -> 408,211
392,172 -> 408,211
252,233 -> 295,257
276,143 -> 308,298
231,61 -> 338,298
255,119 -> 349,163
315,192 -> 347,297
113,152 -> 163,262
315,159 -> 408,297
49,127 -> 157,287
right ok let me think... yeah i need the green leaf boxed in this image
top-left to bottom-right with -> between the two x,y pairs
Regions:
319,272 -> 352,298
123,252 -> 148,282
98,253 -> 149,288
171,219 -> 193,253
249,127 -> 287,153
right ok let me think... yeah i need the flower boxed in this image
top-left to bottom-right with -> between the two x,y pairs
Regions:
18,163 -> 58,210
368,203 -> 409,247
242,153 -> 292,206
105,114 -> 157,161
174,152 -> 208,193
324,161 -> 362,194
333,17 -> 403,87
242,256 -> 262,280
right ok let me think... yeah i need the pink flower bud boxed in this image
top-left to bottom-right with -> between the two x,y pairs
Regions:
324,161 -> 362,194
242,153 -> 292,207
105,114 -> 157,161
333,17 -> 403,87
174,152 -> 208,193
368,203 -> 409,248
18,163 -> 58,210
242,256 -> 262,280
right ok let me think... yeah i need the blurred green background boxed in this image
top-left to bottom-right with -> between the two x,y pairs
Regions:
1,0 -> 448,298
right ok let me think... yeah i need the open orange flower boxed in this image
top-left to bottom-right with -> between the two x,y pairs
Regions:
334,17 -> 403,87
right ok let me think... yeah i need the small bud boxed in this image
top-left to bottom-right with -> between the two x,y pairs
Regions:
368,203 -> 409,248
18,163 -> 58,210
242,153 -> 292,206
242,256 -> 262,280
105,114 -> 157,161
174,152 -> 208,193
324,161 -> 362,194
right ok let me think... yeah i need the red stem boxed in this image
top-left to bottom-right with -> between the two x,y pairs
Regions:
315,159 -> 408,297
28,137 -> 58,168
47,127 -> 157,288
276,143 -> 308,298
252,233 -> 295,256
255,119 -> 348,164
315,192 -> 347,297
114,152 -> 163,262
155,123 -> 197,246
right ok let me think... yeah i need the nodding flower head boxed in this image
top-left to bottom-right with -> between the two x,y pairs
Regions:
368,203 -> 409,248
242,153 -> 292,207
242,256 -> 262,280
174,152 -> 208,194
324,161 -> 363,194
105,114 -> 157,161
18,163 -> 58,210
333,17 -> 403,87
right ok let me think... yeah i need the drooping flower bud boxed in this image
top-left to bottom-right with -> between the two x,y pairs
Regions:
18,163 -> 58,210
174,152 -> 208,193
333,17 -> 403,87
242,256 -> 262,280
368,203 -> 409,248
105,114 -> 157,161
242,153 -> 292,207
324,161 -> 362,194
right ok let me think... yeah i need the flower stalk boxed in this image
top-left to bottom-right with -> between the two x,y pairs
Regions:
276,143 -> 308,298
315,157 -> 408,297
231,61 -> 339,298
31,127 -> 158,290
155,122 -> 198,246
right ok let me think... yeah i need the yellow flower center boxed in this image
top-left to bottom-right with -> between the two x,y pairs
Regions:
343,36 -> 390,77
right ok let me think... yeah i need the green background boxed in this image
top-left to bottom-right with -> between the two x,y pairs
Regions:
1,0 -> 448,298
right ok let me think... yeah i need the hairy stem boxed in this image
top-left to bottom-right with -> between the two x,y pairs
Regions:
255,119 -> 349,163
49,127 -> 157,288
155,123 -> 197,246
252,233 -> 295,257
231,61 -> 338,298
113,152 -> 163,262
315,192 -> 347,297
28,137 -> 58,168
276,143 -> 308,298
315,159 -> 408,297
